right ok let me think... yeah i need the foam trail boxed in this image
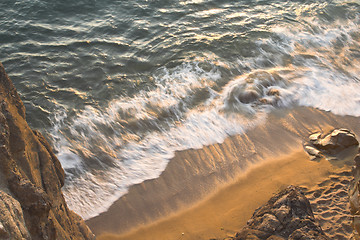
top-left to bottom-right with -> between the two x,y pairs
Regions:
51,62 -> 268,219
268,17 -> 360,116
53,8 -> 360,220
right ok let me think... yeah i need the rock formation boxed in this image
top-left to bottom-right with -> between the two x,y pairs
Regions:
304,128 -> 359,160
231,186 -> 328,240
350,152 -> 360,239
0,62 -> 94,239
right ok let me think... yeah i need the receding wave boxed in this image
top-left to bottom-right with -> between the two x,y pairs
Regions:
2,0 -> 360,219
58,10 -> 360,219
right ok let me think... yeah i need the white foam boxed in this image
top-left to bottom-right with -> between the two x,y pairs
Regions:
50,62 -> 269,219
52,12 -> 360,220
269,17 -> 360,116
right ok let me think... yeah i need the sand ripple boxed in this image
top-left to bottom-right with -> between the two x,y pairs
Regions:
302,170 -> 353,240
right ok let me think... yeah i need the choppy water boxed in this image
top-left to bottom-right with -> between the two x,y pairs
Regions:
1,0 -> 360,219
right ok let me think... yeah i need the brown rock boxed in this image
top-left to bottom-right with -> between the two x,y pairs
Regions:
305,129 -> 359,160
0,190 -> 30,239
267,89 -> 280,97
0,62 -> 94,239
304,145 -> 322,160
237,89 -> 261,104
354,154 -> 360,167
313,129 -> 358,152
0,222 -> 9,239
232,186 -> 328,240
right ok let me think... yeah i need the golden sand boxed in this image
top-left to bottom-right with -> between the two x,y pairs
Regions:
87,107 -> 360,239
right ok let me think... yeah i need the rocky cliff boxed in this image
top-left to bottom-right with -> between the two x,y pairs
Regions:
0,62 -> 94,240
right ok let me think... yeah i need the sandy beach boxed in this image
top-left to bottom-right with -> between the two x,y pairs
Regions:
3,1 -> 360,239
87,107 -> 360,239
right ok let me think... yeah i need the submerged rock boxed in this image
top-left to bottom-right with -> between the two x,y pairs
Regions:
225,70 -> 284,110
0,63 -> 94,239
267,88 -> 280,97
231,186 -> 328,240
237,89 -> 261,104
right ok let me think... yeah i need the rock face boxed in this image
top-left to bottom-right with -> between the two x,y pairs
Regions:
350,152 -> 360,238
231,186 -> 328,240
304,129 -> 358,159
0,63 -> 94,239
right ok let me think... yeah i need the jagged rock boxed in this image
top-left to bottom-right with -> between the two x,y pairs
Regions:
0,190 -> 30,239
231,186 -> 328,240
0,222 -> 8,239
304,129 -> 358,160
0,62 -> 94,239
313,129 -> 358,152
349,152 -> 360,238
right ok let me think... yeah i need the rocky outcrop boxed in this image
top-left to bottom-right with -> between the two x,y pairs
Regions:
350,152 -> 360,239
0,62 -> 94,239
231,186 -> 328,240
304,128 -> 359,160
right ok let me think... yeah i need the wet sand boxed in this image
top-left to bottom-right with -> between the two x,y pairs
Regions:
87,107 -> 360,239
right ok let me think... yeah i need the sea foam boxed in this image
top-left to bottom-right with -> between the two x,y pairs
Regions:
53,12 -> 360,220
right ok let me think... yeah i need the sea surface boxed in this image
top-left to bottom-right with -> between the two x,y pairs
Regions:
1,0 -> 360,219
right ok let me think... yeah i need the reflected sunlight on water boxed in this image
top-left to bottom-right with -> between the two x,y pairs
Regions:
1,0 -> 360,219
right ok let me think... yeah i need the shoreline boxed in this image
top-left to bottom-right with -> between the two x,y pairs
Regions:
87,107 -> 360,239
98,150 -> 352,240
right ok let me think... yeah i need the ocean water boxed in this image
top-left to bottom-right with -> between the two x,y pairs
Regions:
1,0 -> 360,219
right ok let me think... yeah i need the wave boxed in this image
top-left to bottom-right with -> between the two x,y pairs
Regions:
52,62 -> 268,219
44,2 -> 360,219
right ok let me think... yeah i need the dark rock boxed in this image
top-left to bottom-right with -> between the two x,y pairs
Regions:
237,89 -> 261,104
350,152 -> 360,237
0,222 -> 9,239
354,154 -> 360,167
231,186 -> 328,240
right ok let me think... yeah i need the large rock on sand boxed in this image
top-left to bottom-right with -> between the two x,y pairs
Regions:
232,186 -> 328,240
311,129 -> 358,152
0,63 -> 95,239
304,129 -> 358,159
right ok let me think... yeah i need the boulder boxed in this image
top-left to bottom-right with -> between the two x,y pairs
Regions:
231,186 -> 328,240
304,129 -> 358,159
313,129 -> 358,152
237,89 -> 261,104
